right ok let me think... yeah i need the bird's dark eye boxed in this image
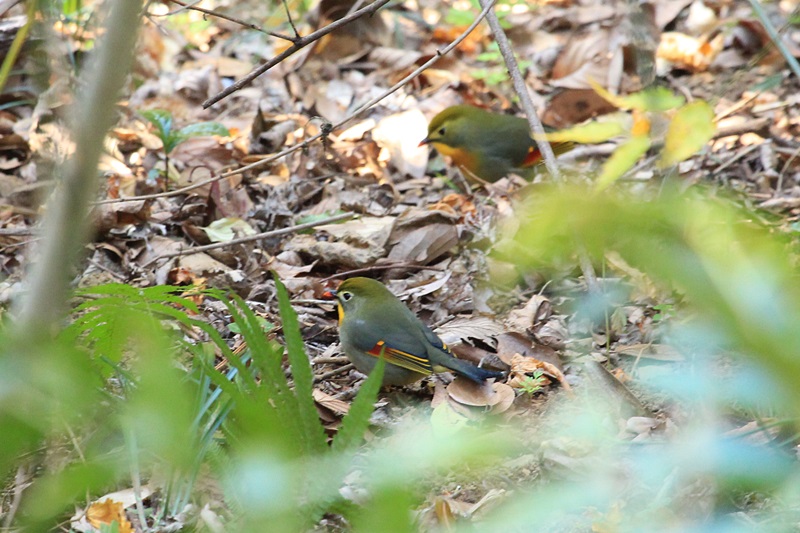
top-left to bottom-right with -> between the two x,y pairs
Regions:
438,127 -> 446,136
340,291 -> 353,302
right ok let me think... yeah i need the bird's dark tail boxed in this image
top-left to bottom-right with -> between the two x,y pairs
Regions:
438,354 -> 505,383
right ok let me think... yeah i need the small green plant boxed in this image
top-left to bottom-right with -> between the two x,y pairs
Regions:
140,109 -> 229,180
473,42 -> 532,86
652,302 -> 676,323
445,0 -> 531,29
519,369 -> 546,396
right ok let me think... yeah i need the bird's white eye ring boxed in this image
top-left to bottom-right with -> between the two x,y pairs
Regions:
341,291 -> 353,302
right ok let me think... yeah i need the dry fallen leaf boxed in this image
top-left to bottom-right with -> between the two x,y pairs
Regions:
507,353 -> 571,392
436,316 -> 505,348
313,389 -> 351,417
86,499 -> 133,533
496,332 -> 563,369
506,295 -> 552,334
489,383 -> 515,414
446,377 -> 501,407
656,32 -> 724,73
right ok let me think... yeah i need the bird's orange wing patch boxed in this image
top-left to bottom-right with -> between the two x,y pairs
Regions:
367,341 -> 432,375
521,146 -> 544,168
523,141 -> 575,167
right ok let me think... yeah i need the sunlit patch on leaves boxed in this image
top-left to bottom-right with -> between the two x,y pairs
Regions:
202,217 -> 257,242
86,499 -> 133,533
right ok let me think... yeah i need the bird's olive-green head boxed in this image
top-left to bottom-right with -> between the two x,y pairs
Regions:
334,277 -> 395,325
419,105 -> 542,182
419,105 -> 477,151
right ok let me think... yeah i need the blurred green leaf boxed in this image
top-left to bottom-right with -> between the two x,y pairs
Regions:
141,110 -> 228,154
332,356 -> 384,453
140,109 -> 173,143
595,134 -> 651,191
506,185 -> 800,411
273,274 -> 327,456
592,82 -> 685,111
659,100 -> 716,167
175,121 -> 230,144
619,86 -> 685,112
546,121 -> 626,144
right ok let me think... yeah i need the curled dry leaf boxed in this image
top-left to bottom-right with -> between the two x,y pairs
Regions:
543,88 -> 618,127
506,294 -> 552,334
387,207 -> 460,265
654,0 -> 694,29
286,216 -> 394,268
436,315 -> 505,348
313,389 -> 351,417
534,317 -> 569,350
369,46 -> 423,72
446,376 -> 501,407
446,378 -> 516,416
89,502 -> 133,533
78,497 -> 136,533
507,353 -> 572,392
551,29 -> 623,91
428,193 -> 476,220
656,32 -> 724,73
496,332 -> 563,370
684,0 -> 718,35
489,383 -> 515,414
93,200 -> 149,235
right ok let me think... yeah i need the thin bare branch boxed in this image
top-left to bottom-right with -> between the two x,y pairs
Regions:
158,0 -> 295,41
203,0 -> 393,108
141,211 -> 355,268
747,0 -> 800,80
99,0 -> 495,205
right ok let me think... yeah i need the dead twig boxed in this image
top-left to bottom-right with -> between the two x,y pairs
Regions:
203,0 -> 393,108
312,356 -> 350,365
2,464 -> 30,528
157,0 -> 295,42
314,363 -> 355,382
746,0 -> 800,80
98,0 -> 496,206
323,262 -> 445,281
141,211 -> 355,268
713,117 -> 771,139
711,143 -> 761,176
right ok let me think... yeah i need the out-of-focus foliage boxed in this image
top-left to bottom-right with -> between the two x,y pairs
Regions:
547,85 -> 717,189
487,184 -> 800,530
